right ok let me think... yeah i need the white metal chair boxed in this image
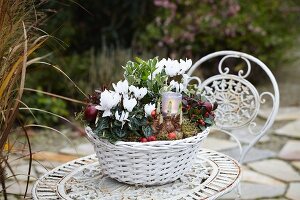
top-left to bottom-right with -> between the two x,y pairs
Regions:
187,50 -> 280,164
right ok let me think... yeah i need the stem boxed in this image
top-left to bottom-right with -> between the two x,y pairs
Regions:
0,154 -> 7,200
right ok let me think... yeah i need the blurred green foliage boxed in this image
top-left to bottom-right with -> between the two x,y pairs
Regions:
21,89 -> 69,125
44,0 -> 155,53
25,0 -> 300,124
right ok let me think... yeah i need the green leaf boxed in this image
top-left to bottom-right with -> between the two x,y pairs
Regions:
204,118 -> 213,124
135,57 -> 145,64
135,114 -> 143,120
142,125 -> 153,137
140,118 -> 148,126
126,75 -> 135,84
129,117 -> 140,130
112,128 -> 127,138
131,130 -> 141,137
200,107 -> 206,115
96,117 -> 110,131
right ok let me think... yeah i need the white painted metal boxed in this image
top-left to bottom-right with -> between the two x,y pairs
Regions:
32,149 -> 241,200
187,50 -> 280,164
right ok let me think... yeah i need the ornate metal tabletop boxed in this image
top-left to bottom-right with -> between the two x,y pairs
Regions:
32,149 -> 241,200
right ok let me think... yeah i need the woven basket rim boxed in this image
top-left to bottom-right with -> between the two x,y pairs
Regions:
85,126 -> 210,150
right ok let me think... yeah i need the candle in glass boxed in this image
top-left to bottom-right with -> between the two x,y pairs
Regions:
161,92 -> 182,117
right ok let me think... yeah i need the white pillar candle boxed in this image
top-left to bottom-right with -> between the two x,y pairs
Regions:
161,92 -> 182,117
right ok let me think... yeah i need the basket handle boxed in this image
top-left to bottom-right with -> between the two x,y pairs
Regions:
85,127 -> 99,144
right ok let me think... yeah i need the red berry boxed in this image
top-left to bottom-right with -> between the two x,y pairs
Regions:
198,119 -> 205,126
140,138 -> 148,143
167,132 -> 177,140
84,104 -> 98,122
147,136 -> 157,141
151,110 -> 156,118
203,102 -> 213,112
187,105 -> 191,110
204,112 -> 209,117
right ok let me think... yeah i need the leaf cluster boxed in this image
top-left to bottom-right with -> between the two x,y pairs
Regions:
182,94 -> 215,131
123,57 -> 168,98
93,106 -> 152,143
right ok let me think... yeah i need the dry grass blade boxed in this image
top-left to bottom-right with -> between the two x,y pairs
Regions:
26,61 -> 88,98
0,38 -> 46,99
0,1 -> 48,198
17,100 -> 39,123
23,124 -> 77,152
19,107 -> 74,125
18,121 -> 32,198
24,88 -> 87,105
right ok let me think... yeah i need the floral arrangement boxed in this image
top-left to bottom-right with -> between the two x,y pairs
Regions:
81,57 -> 217,143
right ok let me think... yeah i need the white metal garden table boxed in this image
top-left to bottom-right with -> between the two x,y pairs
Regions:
32,148 -> 241,200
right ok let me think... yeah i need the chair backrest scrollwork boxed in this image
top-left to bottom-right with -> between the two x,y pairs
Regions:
187,51 -> 280,163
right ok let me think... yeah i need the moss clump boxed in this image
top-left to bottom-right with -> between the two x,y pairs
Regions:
181,117 -> 198,138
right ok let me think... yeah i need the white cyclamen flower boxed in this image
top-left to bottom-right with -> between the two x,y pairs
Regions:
115,110 -> 129,128
113,80 -> 129,95
123,97 -> 137,112
144,103 -> 156,116
96,90 -> 121,117
129,85 -> 148,100
164,58 -> 181,77
169,80 -> 186,93
179,59 -> 192,74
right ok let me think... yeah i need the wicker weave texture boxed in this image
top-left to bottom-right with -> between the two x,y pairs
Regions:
86,127 -> 210,186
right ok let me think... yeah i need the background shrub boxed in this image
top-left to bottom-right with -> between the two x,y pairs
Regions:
136,0 -> 300,69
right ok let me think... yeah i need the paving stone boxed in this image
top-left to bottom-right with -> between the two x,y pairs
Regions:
292,161 -> 300,170
221,147 -> 275,163
7,157 -> 29,169
242,166 -> 285,187
201,137 -> 238,151
231,126 -> 270,144
36,160 -> 65,169
274,120 -> 300,138
34,165 -> 50,176
286,182 -> 300,200
279,140 -> 300,160
5,195 -> 20,200
259,107 -> 300,121
220,182 -> 286,199
248,159 -> 300,182
6,164 -> 38,182
60,143 -> 95,156
6,180 -> 33,196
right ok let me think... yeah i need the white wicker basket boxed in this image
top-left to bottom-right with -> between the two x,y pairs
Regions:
85,127 -> 210,186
